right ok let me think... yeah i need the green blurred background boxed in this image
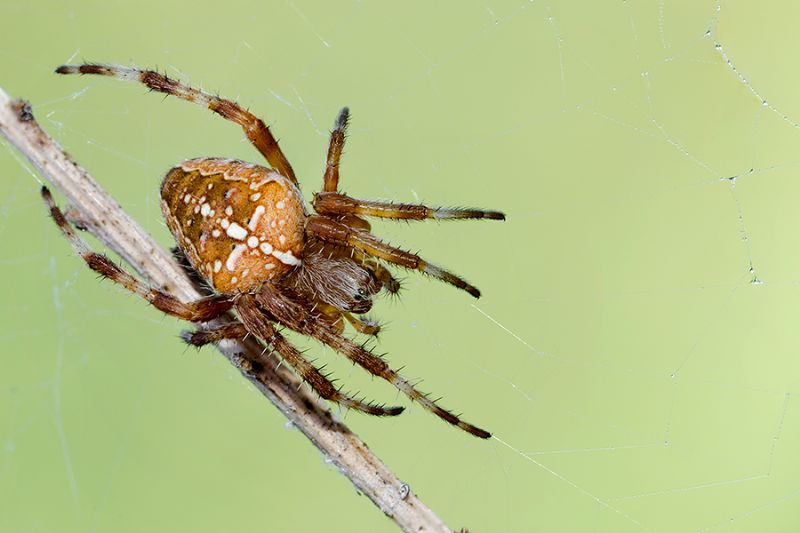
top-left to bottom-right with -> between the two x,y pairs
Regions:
3,1 -> 800,531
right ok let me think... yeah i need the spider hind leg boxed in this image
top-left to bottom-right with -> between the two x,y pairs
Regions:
42,187 -> 233,322
56,63 -> 297,184
181,322 -> 248,347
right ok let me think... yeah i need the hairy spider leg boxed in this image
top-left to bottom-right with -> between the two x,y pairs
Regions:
55,63 -> 297,185
315,326 -> 491,438
316,107 -> 504,222
306,215 -> 482,298
318,109 -> 376,233
314,192 -> 506,221
322,107 -> 349,192
252,286 -> 490,438
236,294 -> 404,417
181,322 -> 249,346
42,187 -> 233,321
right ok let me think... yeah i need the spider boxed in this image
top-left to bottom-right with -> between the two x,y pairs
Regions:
44,63 -> 505,438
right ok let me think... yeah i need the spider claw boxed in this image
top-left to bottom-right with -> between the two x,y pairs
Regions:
383,405 -> 405,416
179,329 -> 198,345
333,106 -> 350,132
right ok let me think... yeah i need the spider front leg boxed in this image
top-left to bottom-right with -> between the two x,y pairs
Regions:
316,107 -> 504,220
322,107 -> 349,192
42,187 -> 233,322
306,215 -> 481,297
236,294 -> 403,417
314,192 -> 505,221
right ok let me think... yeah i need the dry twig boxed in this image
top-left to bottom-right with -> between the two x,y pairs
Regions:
0,85 -> 456,533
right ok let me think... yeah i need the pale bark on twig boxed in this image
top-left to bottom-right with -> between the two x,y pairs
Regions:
0,85 -> 456,533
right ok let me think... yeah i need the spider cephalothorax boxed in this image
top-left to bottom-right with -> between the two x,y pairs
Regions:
45,63 -> 505,437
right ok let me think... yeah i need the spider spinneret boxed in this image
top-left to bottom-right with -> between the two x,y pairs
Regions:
46,63 -> 505,438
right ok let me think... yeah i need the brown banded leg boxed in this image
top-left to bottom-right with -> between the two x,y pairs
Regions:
236,294 -> 403,417
306,215 -> 481,298
42,187 -> 233,321
314,192 -> 505,221
252,286 -> 490,438
181,322 -> 248,347
55,63 -> 297,184
313,322 -> 490,438
322,107 -> 349,192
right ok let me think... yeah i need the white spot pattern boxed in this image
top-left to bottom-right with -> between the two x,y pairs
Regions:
173,158 -> 306,289
271,249 -> 301,266
226,222 -> 248,240
226,244 -> 247,271
248,205 -> 265,231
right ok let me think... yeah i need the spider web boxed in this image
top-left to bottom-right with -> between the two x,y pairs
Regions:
3,1 -> 800,531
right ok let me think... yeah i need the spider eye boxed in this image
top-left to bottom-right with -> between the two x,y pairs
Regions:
353,287 -> 368,302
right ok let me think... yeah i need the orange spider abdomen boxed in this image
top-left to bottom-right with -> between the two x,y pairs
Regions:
161,158 -> 306,294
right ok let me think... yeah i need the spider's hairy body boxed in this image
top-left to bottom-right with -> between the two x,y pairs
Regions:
48,62 -> 507,438
161,158 -> 305,293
